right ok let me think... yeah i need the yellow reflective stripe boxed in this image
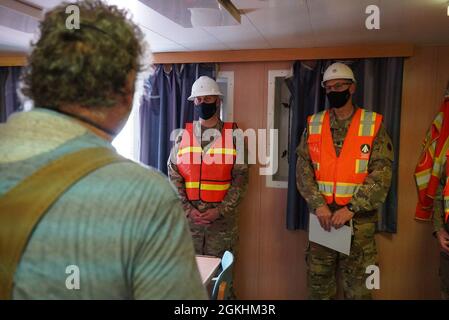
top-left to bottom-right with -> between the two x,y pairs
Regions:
431,137 -> 449,177
186,182 -> 230,191
429,141 -> 436,159
355,159 -> 368,174
185,182 -> 200,188
415,168 -> 431,178
178,146 -> 202,156
434,112 -> 444,131
335,183 -> 360,197
358,110 -> 365,136
317,180 -> 334,196
309,112 -> 325,134
431,159 -> 443,177
207,148 -> 236,155
358,110 -> 377,137
415,169 -> 431,189
336,182 -> 359,186
200,183 -> 230,191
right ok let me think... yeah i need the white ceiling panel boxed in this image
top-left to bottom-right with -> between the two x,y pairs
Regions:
1,0 -> 448,53
139,24 -> 187,52
25,0 -> 64,9
0,25 -> 34,51
307,0 -> 374,47
202,15 -> 270,50
239,0 -> 315,48
130,0 -> 228,51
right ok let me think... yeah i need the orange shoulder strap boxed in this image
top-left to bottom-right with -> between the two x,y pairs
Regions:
0,147 -> 128,300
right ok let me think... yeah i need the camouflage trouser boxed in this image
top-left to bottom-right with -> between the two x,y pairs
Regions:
440,252 -> 449,300
190,213 -> 239,299
306,222 -> 378,300
190,214 -> 239,257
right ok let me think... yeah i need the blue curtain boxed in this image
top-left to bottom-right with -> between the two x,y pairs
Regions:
286,58 -> 403,233
139,63 -> 216,174
0,67 -> 22,123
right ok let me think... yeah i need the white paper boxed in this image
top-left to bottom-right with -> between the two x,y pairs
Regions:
308,213 -> 352,256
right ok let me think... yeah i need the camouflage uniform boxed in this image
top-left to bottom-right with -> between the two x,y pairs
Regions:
168,119 -> 249,258
296,107 -> 394,299
432,170 -> 449,300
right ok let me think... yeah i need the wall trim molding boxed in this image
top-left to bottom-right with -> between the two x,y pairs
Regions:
153,44 -> 414,64
0,53 -> 27,66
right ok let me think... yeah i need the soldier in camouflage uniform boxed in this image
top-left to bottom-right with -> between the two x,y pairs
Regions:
168,76 -> 249,260
432,166 -> 449,300
296,63 -> 394,299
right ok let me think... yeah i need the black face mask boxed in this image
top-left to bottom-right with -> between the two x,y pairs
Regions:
326,89 -> 351,109
195,102 -> 217,120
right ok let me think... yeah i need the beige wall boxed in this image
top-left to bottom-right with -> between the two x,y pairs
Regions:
222,45 -> 449,299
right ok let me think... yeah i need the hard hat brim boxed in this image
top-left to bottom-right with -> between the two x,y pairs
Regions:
321,78 -> 356,88
187,93 -> 223,101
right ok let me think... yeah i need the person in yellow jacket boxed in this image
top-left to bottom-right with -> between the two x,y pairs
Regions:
296,62 -> 394,299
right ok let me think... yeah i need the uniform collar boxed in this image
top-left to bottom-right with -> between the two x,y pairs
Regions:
329,107 -> 358,128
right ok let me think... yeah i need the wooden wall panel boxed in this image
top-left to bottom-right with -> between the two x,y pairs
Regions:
257,62 -> 307,300
0,53 -> 27,66
374,46 -> 444,299
219,62 -> 265,299
221,45 -> 449,300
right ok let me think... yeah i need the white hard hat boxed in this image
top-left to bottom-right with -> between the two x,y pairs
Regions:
188,76 -> 223,101
321,62 -> 356,87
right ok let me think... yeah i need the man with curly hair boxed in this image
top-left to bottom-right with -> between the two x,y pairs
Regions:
0,0 -> 206,300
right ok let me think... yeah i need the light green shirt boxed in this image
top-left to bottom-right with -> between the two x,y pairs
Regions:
0,108 -> 207,300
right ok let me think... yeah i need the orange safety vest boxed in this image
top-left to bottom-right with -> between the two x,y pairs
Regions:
307,108 -> 382,206
414,98 -> 449,221
442,149 -> 449,224
177,122 -> 236,203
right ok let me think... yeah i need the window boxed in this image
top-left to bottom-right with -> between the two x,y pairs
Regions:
112,106 -> 139,161
266,69 -> 292,188
216,71 -> 234,122
112,72 -> 147,161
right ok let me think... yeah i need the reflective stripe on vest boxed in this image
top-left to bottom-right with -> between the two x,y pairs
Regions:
307,108 -> 382,206
358,109 -> 377,136
308,112 -> 326,135
177,146 -> 236,157
415,168 -> 432,190
186,181 -> 231,191
178,146 -> 202,156
176,122 -> 236,203
415,98 -> 449,221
